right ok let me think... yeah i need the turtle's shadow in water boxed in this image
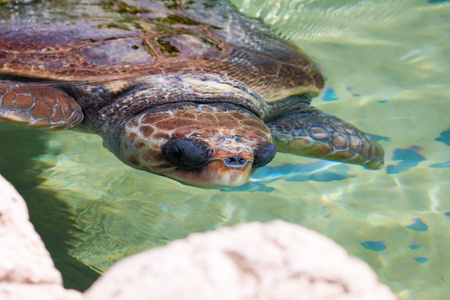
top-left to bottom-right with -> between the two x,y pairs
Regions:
222,133 -> 393,193
221,161 -> 356,193
0,122 -> 100,291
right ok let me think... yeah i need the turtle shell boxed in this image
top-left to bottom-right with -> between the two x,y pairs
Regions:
0,0 -> 324,103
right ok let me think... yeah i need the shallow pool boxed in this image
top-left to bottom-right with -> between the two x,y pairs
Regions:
0,0 -> 449,298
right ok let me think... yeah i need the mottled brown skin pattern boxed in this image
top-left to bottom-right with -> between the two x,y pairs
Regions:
0,0 -> 384,188
120,102 -> 272,187
0,81 -> 83,128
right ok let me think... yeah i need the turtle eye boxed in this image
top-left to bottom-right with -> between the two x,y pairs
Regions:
162,138 -> 209,167
253,142 -> 277,168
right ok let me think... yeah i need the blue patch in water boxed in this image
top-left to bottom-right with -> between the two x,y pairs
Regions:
430,161 -> 450,168
251,161 -> 354,183
322,87 -> 339,101
360,240 -> 386,251
414,256 -> 428,264
346,86 -> 361,97
436,129 -> 450,146
386,145 -> 426,174
444,211 -> 450,217
409,240 -> 421,250
428,0 -> 450,3
406,218 -> 428,232
367,133 -> 390,142
377,98 -> 389,103
252,162 -> 310,181
392,145 -> 425,161
386,161 -> 418,174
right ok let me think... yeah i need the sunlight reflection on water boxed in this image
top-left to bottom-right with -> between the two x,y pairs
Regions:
1,0 -> 449,298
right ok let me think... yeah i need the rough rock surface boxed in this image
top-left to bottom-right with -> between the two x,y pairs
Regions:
0,174 -> 61,284
85,221 -> 396,300
0,284 -> 83,300
0,174 -> 82,300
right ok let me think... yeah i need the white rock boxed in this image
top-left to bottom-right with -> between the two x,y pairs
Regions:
0,283 -> 82,300
0,174 -> 61,284
0,174 -> 83,300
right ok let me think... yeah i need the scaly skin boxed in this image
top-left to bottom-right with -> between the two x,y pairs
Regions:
267,105 -> 384,170
0,81 -> 83,129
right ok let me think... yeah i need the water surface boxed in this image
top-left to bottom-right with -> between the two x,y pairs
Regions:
0,0 -> 449,298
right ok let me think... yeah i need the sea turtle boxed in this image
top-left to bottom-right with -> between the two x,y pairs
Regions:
0,0 -> 384,188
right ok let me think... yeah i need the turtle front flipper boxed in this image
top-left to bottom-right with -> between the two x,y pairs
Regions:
0,81 -> 83,129
267,105 -> 384,169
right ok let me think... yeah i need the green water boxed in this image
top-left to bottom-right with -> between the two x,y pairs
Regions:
1,0 -> 450,298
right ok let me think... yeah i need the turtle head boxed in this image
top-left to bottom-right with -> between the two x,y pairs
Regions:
116,102 -> 276,188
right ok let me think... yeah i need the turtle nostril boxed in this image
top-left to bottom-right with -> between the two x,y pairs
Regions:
224,156 -> 247,167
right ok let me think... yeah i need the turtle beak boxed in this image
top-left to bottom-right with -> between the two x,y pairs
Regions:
168,158 -> 255,189
160,138 -> 257,188
170,145 -> 277,188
